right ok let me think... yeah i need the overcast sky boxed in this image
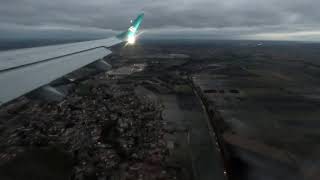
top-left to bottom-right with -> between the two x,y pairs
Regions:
1,0 -> 320,41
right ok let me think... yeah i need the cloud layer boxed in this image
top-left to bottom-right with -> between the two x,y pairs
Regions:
1,0 -> 320,41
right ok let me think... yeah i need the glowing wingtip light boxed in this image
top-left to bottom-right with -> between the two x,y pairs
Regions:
128,36 -> 136,45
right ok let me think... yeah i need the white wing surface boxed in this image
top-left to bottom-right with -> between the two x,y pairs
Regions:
0,13 -> 144,105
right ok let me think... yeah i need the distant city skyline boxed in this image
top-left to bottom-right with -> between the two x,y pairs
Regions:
1,0 -> 320,42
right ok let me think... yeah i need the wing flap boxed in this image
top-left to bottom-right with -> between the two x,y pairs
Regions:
0,48 -> 111,105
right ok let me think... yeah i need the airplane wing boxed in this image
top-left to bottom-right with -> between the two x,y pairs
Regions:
0,13 -> 144,106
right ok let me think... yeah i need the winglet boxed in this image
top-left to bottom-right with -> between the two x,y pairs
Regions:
117,13 -> 144,43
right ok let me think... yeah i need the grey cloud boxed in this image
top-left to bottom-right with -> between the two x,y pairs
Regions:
0,0 -> 320,41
